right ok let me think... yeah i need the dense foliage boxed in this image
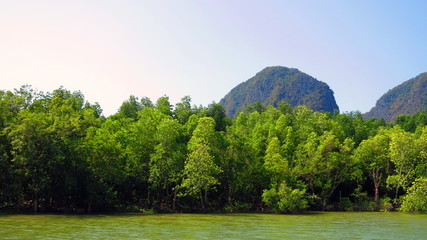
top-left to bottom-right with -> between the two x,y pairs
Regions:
1,86 -> 427,213
364,72 -> 427,122
219,66 -> 339,117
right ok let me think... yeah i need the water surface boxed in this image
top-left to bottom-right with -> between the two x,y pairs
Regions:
1,212 -> 426,239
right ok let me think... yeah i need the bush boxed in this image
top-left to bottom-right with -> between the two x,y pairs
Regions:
339,197 -> 353,211
379,197 -> 393,212
351,185 -> 374,211
223,202 -> 251,213
262,182 -> 308,214
401,177 -> 427,212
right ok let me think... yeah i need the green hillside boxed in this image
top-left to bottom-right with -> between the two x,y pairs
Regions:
219,66 -> 339,117
364,72 -> 427,122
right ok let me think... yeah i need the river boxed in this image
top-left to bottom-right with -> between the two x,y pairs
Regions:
1,212 -> 426,239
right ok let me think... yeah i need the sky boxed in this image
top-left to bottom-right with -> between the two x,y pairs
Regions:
1,0 -> 427,116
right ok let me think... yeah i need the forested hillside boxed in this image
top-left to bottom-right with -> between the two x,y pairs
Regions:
364,72 -> 427,122
1,86 -> 427,213
219,66 -> 339,117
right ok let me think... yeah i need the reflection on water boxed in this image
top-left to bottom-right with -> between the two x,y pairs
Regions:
1,212 -> 427,239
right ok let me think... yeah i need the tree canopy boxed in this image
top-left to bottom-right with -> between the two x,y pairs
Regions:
1,85 -> 427,213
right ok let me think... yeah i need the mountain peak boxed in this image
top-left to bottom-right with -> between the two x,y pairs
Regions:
219,66 -> 339,117
364,72 -> 427,122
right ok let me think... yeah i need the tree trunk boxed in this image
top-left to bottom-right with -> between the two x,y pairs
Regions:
147,187 -> 151,207
172,188 -> 177,211
200,191 -> 205,209
204,189 -> 208,208
374,187 -> 379,203
374,182 -> 379,204
228,185 -> 233,204
34,193 -> 38,213
16,194 -> 22,212
372,168 -> 381,204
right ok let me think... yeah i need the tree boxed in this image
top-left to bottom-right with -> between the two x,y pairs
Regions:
294,131 -> 354,209
124,107 -> 167,208
222,112 -> 262,207
387,126 -> 420,201
0,90 -> 25,210
7,108 -> 55,213
264,137 -> 289,187
84,124 -> 126,211
206,103 -> 229,132
155,96 -> 173,116
181,117 -> 222,209
354,129 -> 391,204
149,118 -> 186,210
395,111 -> 427,132
174,96 -> 193,124
118,95 -> 143,119
246,101 -> 266,114
46,89 -> 101,211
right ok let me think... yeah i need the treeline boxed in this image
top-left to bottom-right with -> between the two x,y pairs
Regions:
1,86 -> 427,213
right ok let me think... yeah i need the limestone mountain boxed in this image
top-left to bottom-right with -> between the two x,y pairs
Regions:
219,66 -> 339,117
364,72 -> 427,122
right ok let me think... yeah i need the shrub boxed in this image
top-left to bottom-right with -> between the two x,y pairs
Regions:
223,202 -> 251,212
351,185 -> 374,211
262,182 -> 308,214
339,197 -> 353,211
379,197 -> 393,212
401,177 -> 427,212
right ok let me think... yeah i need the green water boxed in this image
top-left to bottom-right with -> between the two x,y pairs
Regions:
1,212 -> 426,239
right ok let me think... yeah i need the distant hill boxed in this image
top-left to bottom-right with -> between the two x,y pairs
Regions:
219,66 -> 339,117
364,72 -> 427,122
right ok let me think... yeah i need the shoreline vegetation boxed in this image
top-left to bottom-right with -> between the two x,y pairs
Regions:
1,85 -> 427,214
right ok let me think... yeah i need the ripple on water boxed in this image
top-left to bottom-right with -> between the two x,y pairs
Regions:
1,212 -> 427,240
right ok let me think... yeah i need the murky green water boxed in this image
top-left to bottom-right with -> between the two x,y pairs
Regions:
1,212 -> 426,239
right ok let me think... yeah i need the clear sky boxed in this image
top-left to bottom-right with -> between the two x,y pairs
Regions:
1,0 -> 427,116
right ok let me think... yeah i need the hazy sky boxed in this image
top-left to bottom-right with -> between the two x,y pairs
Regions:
1,1 -> 427,116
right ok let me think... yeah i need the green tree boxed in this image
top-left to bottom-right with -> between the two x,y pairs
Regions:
354,129 -> 391,204
206,103 -> 229,132
149,118 -> 186,210
264,137 -> 289,187
222,112 -> 262,207
387,126 -> 420,201
123,107 -> 168,208
83,118 -> 128,212
8,112 -> 53,212
46,89 -> 101,211
0,90 -> 24,210
8,109 -> 55,213
174,96 -> 193,124
155,95 -> 173,116
395,111 -> 427,132
181,117 -> 222,209
118,95 -> 143,120
294,131 -> 354,209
